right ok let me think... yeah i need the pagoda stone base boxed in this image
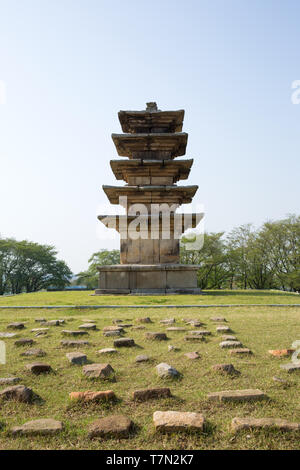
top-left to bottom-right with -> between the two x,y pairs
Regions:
95,264 -> 202,295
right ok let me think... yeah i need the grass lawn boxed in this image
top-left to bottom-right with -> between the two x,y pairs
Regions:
0,289 -> 299,306
0,300 -> 299,450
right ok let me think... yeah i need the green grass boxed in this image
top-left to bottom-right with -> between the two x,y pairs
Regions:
0,302 -> 299,449
0,289 -> 299,306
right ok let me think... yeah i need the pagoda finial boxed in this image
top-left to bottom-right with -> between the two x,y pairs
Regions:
146,102 -> 158,112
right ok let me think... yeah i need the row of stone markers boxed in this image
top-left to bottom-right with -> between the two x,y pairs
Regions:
0,315 -> 299,437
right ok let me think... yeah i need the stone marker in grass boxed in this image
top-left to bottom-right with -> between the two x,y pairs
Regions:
156,363 -> 179,378
219,340 -> 242,349
146,332 -> 167,340
166,327 -> 186,332
135,355 -> 150,362
44,320 -> 60,326
184,351 -> 200,360
268,349 -> 295,357
31,328 -> 49,333
79,323 -> 96,330
104,330 -> 122,337
14,339 -> 35,347
88,415 -> 133,439
153,411 -> 205,432
35,318 -> 46,323
137,317 -> 152,324
280,363 -> 300,373
69,390 -> 115,402
66,352 -> 88,365
211,317 -> 227,322
114,338 -> 135,348
97,348 -> 118,355
11,419 -> 63,436
26,363 -> 52,374
168,345 -> 179,352
0,385 -> 33,403
184,335 -> 205,342
7,322 -> 25,330
62,330 -> 88,337
216,326 -> 231,333
21,348 -> 46,357
133,387 -> 171,401
231,417 -> 300,432
185,320 -> 204,327
0,332 -> 17,338
188,330 -> 211,336
211,363 -> 239,375
222,335 -> 237,341
207,389 -> 267,402
229,348 -> 252,355
103,326 -> 124,332
83,363 -> 114,379
61,340 -> 89,347
0,377 -> 20,385
160,318 -> 175,324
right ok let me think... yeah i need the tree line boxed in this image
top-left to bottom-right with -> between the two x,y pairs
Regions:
0,238 -> 72,295
77,215 -> 300,291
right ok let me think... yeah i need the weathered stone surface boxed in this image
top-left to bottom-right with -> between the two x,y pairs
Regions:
35,331 -> 48,337
0,385 -> 32,403
156,363 -> 179,378
11,419 -> 63,436
66,352 -> 88,365
222,335 -> 237,341
207,389 -> 267,402
25,363 -> 52,374
219,341 -> 242,349
280,363 -> 300,373
103,326 -> 124,332
0,377 -> 20,385
168,345 -> 179,352
160,318 -> 175,324
135,354 -> 150,363
153,411 -> 205,432
184,352 -> 200,360
216,326 -> 231,333
62,330 -> 88,337
185,320 -> 204,327
79,323 -> 96,330
14,338 -> 35,347
69,390 -> 115,402
7,322 -> 25,330
211,317 -> 227,322
146,332 -> 167,340
31,328 -> 49,333
83,363 -> 114,379
88,415 -> 133,439
35,318 -> 46,323
184,335 -> 204,342
61,340 -> 89,347
113,319 -> 123,324
133,387 -> 171,401
104,330 -> 122,337
188,330 -> 211,336
0,332 -> 17,338
166,327 -> 186,332
268,349 -> 295,357
231,417 -> 300,432
229,348 -> 252,355
21,348 -> 46,357
97,348 -> 118,355
211,363 -> 239,375
114,338 -> 135,347
137,317 -> 152,323
44,320 -> 60,327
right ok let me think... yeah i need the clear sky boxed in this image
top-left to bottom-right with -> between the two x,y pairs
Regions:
0,0 -> 299,273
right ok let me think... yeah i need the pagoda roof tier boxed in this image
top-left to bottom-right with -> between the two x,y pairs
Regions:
110,159 -> 193,183
118,109 -> 184,134
111,133 -> 188,159
98,213 -> 204,234
102,185 -> 198,206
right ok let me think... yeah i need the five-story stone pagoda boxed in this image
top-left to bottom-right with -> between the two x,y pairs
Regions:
95,102 -> 203,294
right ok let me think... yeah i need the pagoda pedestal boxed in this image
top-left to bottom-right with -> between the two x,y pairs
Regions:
95,102 -> 204,295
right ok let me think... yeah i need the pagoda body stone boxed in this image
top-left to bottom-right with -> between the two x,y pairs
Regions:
95,102 -> 204,294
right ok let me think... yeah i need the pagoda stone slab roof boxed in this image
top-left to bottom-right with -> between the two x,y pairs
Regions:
118,109 -> 184,134
110,159 -> 193,182
102,185 -> 198,205
111,133 -> 188,159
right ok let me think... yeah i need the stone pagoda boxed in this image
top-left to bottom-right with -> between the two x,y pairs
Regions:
95,102 -> 203,294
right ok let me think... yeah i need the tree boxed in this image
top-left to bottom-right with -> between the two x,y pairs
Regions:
76,249 -> 120,289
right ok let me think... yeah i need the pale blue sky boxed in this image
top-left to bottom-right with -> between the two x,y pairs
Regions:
0,0 -> 299,273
